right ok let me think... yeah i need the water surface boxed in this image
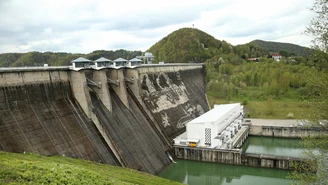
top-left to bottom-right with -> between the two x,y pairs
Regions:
242,136 -> 303,157
160,160 -> 292,185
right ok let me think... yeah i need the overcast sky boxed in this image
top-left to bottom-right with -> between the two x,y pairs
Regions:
0,0 -> 315,54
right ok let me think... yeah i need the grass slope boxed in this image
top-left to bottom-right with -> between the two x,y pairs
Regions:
0,151 -> 181,185
207,94 -> 310,119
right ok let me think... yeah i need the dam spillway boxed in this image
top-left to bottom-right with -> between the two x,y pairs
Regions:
0,64 -> 209,174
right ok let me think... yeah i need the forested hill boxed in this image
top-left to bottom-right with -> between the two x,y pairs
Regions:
0,28 -> 314,66
0,50 -> 141,67
148,28 -> 233,63
249,39 -> 312,57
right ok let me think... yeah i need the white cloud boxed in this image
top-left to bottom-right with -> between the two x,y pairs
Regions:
0,0 -> 316,53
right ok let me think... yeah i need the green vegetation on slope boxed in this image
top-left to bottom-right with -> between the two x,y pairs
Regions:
205,52 -> 323,119
206,59 -> 317,101
234,43 -> 266,59
0,151 -> 181,185
288,1 -> 328,184
207,94 -> 310,119
250,39 -> 313,57
146,27 -> 322,119
147,28 -> 316,65
148,27 -> 233,63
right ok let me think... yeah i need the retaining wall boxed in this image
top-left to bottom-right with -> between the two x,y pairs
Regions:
174,146 -> 299,170
250,125 -> 325,138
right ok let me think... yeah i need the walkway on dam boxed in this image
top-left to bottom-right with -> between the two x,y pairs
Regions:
246,119 -> 301,127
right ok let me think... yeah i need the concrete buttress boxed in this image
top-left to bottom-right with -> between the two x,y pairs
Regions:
106,69 -> 129,108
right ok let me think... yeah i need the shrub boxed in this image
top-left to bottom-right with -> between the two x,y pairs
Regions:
287,112 -> 294,119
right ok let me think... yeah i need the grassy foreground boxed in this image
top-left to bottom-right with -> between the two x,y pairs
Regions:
207,95 -> 311,119
0,151 -> 181,185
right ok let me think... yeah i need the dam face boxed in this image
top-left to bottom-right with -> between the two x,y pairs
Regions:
0,82 -> 118,165
0,64 -> 209,174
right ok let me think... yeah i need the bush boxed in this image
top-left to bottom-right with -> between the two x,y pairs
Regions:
287,112 -> 294,119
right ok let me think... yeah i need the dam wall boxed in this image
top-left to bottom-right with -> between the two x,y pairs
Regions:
0,81 -> 119,165
250,125 -> 325,138
0,70 -> 69,85
0,64 -> 209,174
174,146 -> 299,170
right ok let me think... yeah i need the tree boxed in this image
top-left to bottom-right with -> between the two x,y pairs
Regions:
279,50 -> 289,57
306,0 -> 328,52
289,71 -> 328,185
289,0 -> 328,184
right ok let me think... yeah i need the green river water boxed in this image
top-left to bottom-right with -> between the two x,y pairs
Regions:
160,136 -> 302,185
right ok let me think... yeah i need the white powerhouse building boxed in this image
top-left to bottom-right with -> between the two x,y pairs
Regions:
174,103 -> 243,149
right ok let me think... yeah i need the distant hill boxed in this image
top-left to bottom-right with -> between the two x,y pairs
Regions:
148,28 -> 233,63
0,50 -> 142,67
249,40 -> 313,57
0,29 -> 314,66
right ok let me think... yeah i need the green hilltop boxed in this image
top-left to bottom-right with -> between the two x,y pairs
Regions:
0,151 -> 181,185
148,27 -> 233,63
148,28 -> 313,63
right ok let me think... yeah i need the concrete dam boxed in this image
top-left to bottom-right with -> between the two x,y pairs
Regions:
0,64 -> 209,174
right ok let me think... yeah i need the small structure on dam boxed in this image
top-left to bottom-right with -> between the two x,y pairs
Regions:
113,57 -> 128,68
94,57 -> 113,69
71,57 -> 144,70
127,58 -> 143,67
173,103 -> 248,149
71,57 -> 93,70
136,52 -> 154,64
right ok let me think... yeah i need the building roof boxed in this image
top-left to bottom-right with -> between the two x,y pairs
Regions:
94,57 -> 112,62
71,57 -> 91,63
188,103 -> 240,124
272,54 -> 282,56
113,57 -> 128,62
144,52 -> 154,57
187,138 -> 200,143
129,58 -> 142,62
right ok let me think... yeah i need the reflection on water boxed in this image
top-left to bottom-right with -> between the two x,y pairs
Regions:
242,136 -> 303,157
161,137 -> 304,184
160,160 -> 292,185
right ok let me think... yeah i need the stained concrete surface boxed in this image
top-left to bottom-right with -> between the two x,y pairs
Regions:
140,68 -> 210,140
0,82 -> 118,165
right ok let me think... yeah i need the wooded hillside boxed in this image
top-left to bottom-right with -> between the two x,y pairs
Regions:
0,50 -> 142,67
0,28 -> 315,66
148,28 -> 232,63
249,39 -> 313,57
